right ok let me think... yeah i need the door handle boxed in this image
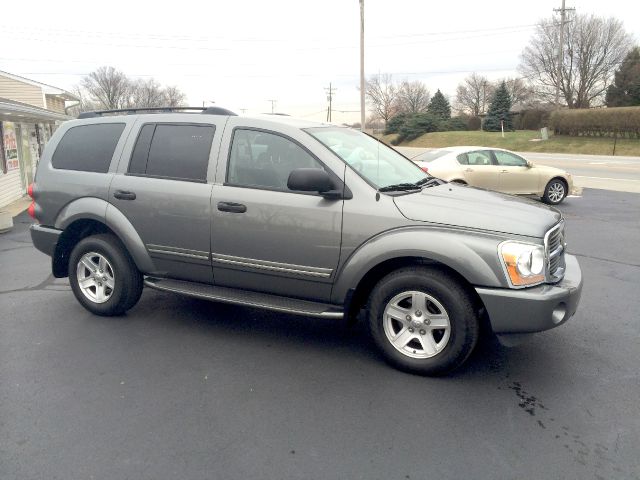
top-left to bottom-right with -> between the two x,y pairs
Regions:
500,169 -> 508,173
217,201 -> 247,213
465,168 -> 474,172
113,190 -> 136,200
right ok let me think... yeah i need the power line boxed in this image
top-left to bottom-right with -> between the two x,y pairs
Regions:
373,24 -> 537,39
14,66 -> 522,79
0,23 -> 537,43
0,26 -> 535,52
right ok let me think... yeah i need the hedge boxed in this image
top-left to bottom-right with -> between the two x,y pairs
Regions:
513,109 -> 551,130
388,113 -> 469,144
550,107 -> 640,138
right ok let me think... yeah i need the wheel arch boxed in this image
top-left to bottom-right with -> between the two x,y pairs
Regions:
333,227 -> 505,321
548,176 -> 568,189
52,199 -> 154,277
343,256 -> 487,324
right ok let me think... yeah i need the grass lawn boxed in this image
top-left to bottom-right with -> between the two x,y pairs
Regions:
380,130 -> 640,156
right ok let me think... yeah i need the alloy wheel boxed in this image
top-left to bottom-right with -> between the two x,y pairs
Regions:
76,252 -> 115,304
383,290 -> 451,359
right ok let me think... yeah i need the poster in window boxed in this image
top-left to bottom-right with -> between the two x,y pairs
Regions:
2,122 -> 19,170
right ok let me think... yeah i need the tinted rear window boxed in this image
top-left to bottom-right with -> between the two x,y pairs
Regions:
128,124 -> 155,175
52,123 -> 125,173
128,124 -> 214,182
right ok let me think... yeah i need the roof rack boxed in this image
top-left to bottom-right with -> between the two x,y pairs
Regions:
77,106 -> 237,119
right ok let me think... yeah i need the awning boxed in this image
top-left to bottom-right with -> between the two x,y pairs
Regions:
0,97 -> 72,123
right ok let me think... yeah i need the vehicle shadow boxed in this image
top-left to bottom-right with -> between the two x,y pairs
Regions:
129,289 -> 517,379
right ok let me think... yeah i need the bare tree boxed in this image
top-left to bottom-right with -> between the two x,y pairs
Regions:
65,86 -> 98,115
396,80 -> 430,114
81,66 -> 131,109
365,74 -> 398,126
501,77 -> 534,107
77,67 -> 188,111
127,78 -> 165,108
519,14 -> 633,108
455,73 -> 493,116
164,86 -> 187,107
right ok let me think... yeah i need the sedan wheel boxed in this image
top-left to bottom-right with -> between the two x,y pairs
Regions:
543,179 -> 567,205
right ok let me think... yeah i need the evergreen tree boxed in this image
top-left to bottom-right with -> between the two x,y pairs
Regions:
605,47 -> 640,107
483,82 -> 513,131
427,89 -> 451,120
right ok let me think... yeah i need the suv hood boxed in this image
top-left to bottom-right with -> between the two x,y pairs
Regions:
393,183 -> 561,238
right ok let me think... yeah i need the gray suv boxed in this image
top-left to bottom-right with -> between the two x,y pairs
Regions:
29,107 -> 583,375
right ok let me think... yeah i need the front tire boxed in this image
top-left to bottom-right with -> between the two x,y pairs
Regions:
542,178 -> 567,205
69,234 -> 143,316
368,267 -> 479,376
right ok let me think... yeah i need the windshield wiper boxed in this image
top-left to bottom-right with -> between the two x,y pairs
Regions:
379,177 -> 441,192
378,182 -> 423,192
416,177 -> 442,187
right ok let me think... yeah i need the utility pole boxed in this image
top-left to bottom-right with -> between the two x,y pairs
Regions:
554,0 -> 574,108
359,0 -> 365,131
325,82 -> 337,122
267,99 -> 276,114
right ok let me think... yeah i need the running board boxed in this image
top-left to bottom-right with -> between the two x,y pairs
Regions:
144,277 -> 344,319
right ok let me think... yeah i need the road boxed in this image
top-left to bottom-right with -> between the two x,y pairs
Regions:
1,190 -> 640,480
396,147 -> 640,194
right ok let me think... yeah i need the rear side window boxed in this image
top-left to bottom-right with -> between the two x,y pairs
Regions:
128,124 -> 155,175
52,123 -> 125,173
128,123 -> 215,182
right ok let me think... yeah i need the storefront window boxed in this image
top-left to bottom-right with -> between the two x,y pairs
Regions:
0,122 -> 6,174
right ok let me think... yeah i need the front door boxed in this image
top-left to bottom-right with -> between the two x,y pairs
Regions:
210,128 -> 343,302
109,121 -> 219,284
493,150 -> 539,194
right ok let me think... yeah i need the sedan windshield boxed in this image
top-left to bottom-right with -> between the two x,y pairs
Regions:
306,127 -> 428,189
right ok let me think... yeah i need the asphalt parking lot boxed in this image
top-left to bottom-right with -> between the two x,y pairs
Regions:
1,188 -> 639,480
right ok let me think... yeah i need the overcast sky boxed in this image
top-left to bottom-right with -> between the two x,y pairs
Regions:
1,0 -> 638,123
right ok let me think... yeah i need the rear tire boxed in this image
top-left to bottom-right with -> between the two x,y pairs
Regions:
368,266 -> 479,376
542,178 -> 567,205
69,234 -> 143,316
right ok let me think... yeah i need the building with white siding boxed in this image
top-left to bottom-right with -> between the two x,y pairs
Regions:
0,71 -> 77,209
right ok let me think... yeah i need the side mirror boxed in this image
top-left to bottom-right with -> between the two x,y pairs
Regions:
526,161 -> 533,168
287,168 -> 334,193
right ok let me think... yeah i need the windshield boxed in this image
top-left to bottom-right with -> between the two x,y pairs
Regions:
306,127 -> 427,189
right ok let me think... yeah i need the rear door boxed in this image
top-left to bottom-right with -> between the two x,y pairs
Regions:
110,117 -> 224,284
492,150 -> 539,194
457,150 -> 500,190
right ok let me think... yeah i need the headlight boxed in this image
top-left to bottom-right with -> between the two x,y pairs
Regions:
499,241 -> 545,287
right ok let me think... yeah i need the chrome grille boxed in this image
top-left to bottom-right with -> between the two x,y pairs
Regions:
544,222 -> 566,282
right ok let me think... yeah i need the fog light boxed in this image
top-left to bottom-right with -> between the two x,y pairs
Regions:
552,303 -> 567,324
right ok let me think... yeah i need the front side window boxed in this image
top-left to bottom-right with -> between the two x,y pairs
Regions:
306,127 -> 426,189
227,129 -> 323,191
493,150 -> 527,167
128,124 -> 214,182
52,123 -> 125,173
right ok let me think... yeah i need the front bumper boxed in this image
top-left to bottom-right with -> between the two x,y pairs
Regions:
476,254 -> 582,334
30,224 -> 62,257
